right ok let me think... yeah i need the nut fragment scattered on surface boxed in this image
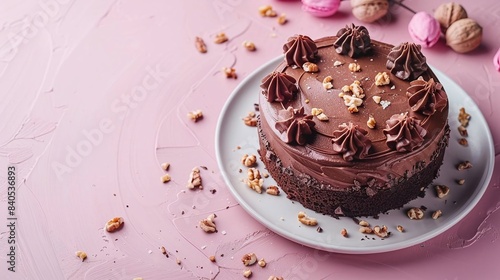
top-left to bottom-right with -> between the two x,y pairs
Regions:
209,255 -> 216,262
105,217 -> 124,232
457,161 -> 472,170
277,13 -> 287,25
243,269 -> 252,278
243,111 -> 258,127
407,207 -> 424,220
366,115 -> 376,129
435,185 -> 450,199
199,213 -> 217,233
374,72 -> 390,86
187,167 -> 203,189
266,185 -> 280,196
242,253 -> 257,266
432,210 -> 443,220
214,32 -> 228,44
242,40 -> 256,51
348,62 -> 361,72
456,179 -> 465,185
246,168 -> 264,194
322,76 -> 333,90
303,62 -> 319,73
258,258 -> 267,267
396,225 -> 404,232
188,109 -> 203,122
458,138 -> 468,146
311,108 -> 328,121
340,228 -> 348,237
359,226 -> 373,234
298,211 -> 318,226
195,36 -> 207,53
458,107 -> 471,127
268,277 -> 284,280
75,250 -> 87,262
358,220 -> 370,227
161,246 -> 167,256
372,95 -> 381,104
241,154 -> 257,167
161,162 -> 170,171
457,126 -> 468,137
161,174 -> 171,183
259,5 -> 277,17
333,60 -> 343,67
222,67 -> 237,79
343,95 -> 363,113
132,278 -> 143,280
373,225 -> 389,238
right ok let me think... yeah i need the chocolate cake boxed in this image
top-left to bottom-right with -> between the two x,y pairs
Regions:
258,24 -> 450,217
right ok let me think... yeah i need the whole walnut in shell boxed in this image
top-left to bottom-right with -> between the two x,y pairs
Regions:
434,2 -> 468,33
351,0 -> 389,23
446,18 -> 482,53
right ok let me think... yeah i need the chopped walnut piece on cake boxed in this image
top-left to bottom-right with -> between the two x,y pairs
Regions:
374,72 -> 390,86
323,76 -> 333,90
277,13 -> 287,24
303,62 -> 319,73
348,62 -> 361,72
367,115 -> 376,129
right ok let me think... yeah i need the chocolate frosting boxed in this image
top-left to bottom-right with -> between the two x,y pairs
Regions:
333,24 -> 371,58
275,107 -> 316,145
260,72 -> 298,103
283,35 -> 318,66
331,122 -> 372,161
406,77 -> 448,115
384,113 -> 427,152
386,42 -> 428,80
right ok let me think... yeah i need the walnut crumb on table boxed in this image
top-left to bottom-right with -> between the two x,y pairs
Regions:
187,110 -> 203,122
105,217 -> 124,232
199,213 -> 217,233
75,251 -> 87,262
242,253 -> 257,266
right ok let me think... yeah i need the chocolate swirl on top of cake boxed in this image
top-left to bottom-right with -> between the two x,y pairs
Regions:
383,113 -> 427,152
260,72 -> 298,103
386,42 -> 428,80
333,24 -> 371,58
283,35 -> 318,66
275,106 -> 315,145
406,77 -> 448,115
332,122 -> 372,161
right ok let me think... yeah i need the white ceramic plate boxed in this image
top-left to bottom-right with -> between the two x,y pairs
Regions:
215,56 -> 495,254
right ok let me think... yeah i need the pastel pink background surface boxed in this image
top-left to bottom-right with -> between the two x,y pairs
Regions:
0,0 -> 499,279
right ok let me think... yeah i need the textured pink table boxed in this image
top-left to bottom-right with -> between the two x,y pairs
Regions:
1,0 -> 499,279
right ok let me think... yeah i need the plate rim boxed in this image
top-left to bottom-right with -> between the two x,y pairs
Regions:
215,55 -> 495,254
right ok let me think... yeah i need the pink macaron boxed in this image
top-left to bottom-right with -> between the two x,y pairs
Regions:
494,48 -> 500,71
301,0 -> 341,17
408,12 -> 441,48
